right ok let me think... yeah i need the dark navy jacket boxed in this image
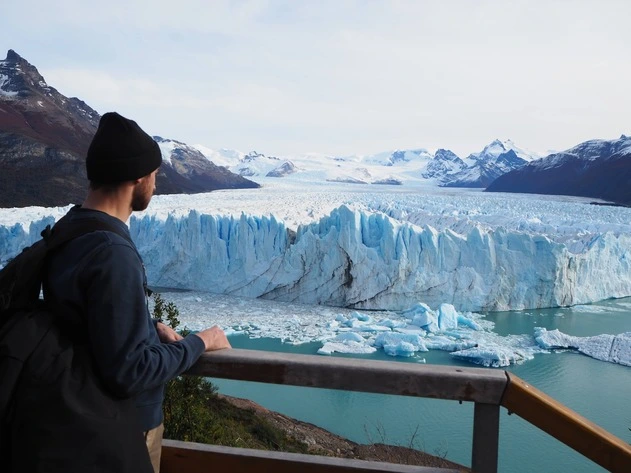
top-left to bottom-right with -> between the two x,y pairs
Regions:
45,207 -> 205,431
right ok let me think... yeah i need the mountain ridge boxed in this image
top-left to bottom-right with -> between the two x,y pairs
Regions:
0,49 -> 258,208
486,135 -> 631,205
2,49 -> 628,206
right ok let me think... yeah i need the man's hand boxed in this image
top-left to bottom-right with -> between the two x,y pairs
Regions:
194,326 -> 232,352
156,322 -> 183,343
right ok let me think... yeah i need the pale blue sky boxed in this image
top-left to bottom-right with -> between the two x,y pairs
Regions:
2,0 -> 630,157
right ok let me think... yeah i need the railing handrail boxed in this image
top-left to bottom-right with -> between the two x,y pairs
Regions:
186,348 -> 631,473
187,348 -> 508,402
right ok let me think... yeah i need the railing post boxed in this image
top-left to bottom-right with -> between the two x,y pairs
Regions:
471,402 -> 500,473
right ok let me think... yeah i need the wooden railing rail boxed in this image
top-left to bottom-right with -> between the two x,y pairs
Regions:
161,439 -> 464,473
501,374 -> 631,472
168,348 -> 631,473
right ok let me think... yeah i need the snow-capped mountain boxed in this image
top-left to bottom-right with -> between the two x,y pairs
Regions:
466,138 -> 542,164
191,144 -> 245,168
362,149 -> 434,166
422,149 -> 467,180
191,141 -> 541,189
233,151 -> 282,177
486,135 -> 631,205
266,161 -> 298,177
193,147 -> 435,185
0,49 -> 257,208
154,137 -> 258,193
439,139 -> 543,188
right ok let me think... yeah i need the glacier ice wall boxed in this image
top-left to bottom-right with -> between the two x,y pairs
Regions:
0,216 -> 57,264
131,205 -> 631,311
3,206 -> 631,312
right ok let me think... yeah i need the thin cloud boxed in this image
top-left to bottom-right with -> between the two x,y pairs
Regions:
1,0 -> 630,157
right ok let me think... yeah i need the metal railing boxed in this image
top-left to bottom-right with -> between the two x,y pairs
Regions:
161,349 -> 631,473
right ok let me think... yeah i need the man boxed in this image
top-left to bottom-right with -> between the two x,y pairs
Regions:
44,112 -> 231,472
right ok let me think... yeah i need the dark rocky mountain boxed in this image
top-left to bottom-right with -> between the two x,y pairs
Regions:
0,49 -> 258,208
486,135 -> 631,205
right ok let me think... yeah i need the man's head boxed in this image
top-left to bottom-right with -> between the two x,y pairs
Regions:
86,112 -> 162,210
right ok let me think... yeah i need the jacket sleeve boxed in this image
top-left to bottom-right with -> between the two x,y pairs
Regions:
82,239 -> 205,398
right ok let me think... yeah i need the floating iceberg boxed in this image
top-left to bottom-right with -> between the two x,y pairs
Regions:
383,341 -> 416,357
318,340 -> 377,355
534,328 -> 631,366
424,335 -> 478,352
374,332 -> 429,353
318,303 -> 543,366
451,344 -> 535,368
438,304 -> 459,330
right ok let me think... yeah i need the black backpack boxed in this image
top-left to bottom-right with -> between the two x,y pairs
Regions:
0,216 -> 153,473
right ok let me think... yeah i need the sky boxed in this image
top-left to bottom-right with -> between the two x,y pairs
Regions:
1,0 -> 630,158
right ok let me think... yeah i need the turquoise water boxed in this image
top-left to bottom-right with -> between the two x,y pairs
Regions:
208,299 -> 631,473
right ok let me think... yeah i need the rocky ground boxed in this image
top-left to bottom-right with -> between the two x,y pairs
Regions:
223,395 -> 470,471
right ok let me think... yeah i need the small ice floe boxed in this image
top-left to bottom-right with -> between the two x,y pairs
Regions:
317,342 -> 377,355
402,303 -> 439,332
318,332 -> 377,355
383,341 -> 416,357
450,334 -> 540,367
373,332 -> 429,357
376,318 -> 407,329
437,303 -> 459,330
424,335 -> 477,352
534,328 -> 631,366
457,314 -> 482,330
451,345 -> 532,368
402,302 -> 480,333
334,312 -> 392,332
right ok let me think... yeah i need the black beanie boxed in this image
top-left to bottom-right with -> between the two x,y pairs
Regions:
86,112 -> 162,183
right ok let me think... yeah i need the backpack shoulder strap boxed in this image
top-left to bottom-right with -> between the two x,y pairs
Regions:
43,214 -> 133,250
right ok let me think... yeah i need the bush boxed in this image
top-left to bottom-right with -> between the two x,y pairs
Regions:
153,292 -> 218,442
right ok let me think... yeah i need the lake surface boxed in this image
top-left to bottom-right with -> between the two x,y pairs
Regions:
177,297 -> 631,473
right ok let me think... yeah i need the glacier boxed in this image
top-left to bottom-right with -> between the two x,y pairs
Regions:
98,205 -> 631,311
3,186 -> 631,313
3,183 -> 629,368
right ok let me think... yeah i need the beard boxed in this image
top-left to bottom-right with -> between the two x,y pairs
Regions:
131,178 -> 154,211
